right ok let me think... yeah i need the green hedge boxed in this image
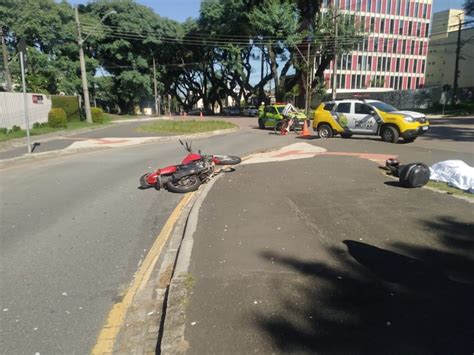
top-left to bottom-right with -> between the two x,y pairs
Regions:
51,95 -> 80,121
91,107 -> 104,123
48,108 -> 67,128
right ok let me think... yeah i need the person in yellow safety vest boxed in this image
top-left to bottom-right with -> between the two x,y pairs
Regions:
258,102 -> 265,118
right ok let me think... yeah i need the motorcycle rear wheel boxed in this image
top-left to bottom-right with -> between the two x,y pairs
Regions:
166,175 -> 201,193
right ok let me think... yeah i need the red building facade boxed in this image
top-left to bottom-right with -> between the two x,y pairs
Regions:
322,0 -> 432,91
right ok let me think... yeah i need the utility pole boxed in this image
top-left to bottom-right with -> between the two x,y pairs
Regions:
260,44 -> 264,103
1,26 -> 12,92
75,6 -> 92,123
331,8 -> 339,101
153,57 -> 159,116
305,41 -> 311,116
19,45 -> 31,154
452,15 -> 462,105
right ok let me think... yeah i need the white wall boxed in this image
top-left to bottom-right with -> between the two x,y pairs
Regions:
0,92 -> 52,129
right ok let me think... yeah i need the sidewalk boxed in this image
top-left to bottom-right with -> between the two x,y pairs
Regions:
161,153 -> 474,354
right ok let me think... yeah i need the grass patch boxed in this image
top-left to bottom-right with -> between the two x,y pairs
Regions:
426,181 -> 473,199
136,120 -> 236,134
0,117 -> 112,143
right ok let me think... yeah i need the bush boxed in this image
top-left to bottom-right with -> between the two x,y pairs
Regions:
91,107 -> 104,123
11,125 -> 21,132
48,108 -> 67,128
0,127 -> 7,134
51,95 -> 80,121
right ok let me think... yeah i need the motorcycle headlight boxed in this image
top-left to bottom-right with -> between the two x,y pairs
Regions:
403,116 -> 414,122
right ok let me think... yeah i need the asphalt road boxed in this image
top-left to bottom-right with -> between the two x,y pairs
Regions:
1,116 -> 472,354
0,129 -> 295,354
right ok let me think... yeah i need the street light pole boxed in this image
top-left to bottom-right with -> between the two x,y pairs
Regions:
75,6 -> 92,123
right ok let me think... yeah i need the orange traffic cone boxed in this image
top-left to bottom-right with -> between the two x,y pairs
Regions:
299,120 -> 311,137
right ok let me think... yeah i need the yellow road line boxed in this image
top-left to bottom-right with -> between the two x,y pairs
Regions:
91,192 -> 195,354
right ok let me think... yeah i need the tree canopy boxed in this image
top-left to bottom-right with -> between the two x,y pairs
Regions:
0,0 -> 360,113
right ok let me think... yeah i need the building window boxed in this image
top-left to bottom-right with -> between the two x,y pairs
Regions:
415,2 -> 419,16
340,74 -> 346,89
396,58 -> 400,71
421,60 -> 425,73
390,19 -> 395,33
377,0 -> 381,12
405,0 -> 410,16
377,57 -> 382,71
407,77 -> 412,89
387,0 -> 392,14
414,59 -> 418,72
411,41 -> 415,54
381,19 -> 385,33
405,59 -> 409,72
345,0 -> 350,9
374,38 -> 378,51
402,39 -> 406,51
387,57 -> 391,71
397,0 -> 401,14
399,20 -> 404,35
393,38 -> 398,52
358,55 -> 363,70
425,23 -> 429,36
408,22 -> 412,35
347,54 -> 352,69
367,0 -> 372,12
383,38 -> 388,52
368,56 -> 372,70
417,23 -> 421,37
423,4 -> 427,17
356,0 -> 361,11
351,75 -> 356,89
371,17 -> 375,31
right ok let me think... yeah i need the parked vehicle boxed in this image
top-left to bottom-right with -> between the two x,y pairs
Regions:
140,140 -> 241,193
258,103 -> 307,131
243,106 -> 258,117
313,99 -> 429,143
222,107 -> 241,116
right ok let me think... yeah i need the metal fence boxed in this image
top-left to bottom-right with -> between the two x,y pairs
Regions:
0,92 -> 52,129
314,86 -> 474,110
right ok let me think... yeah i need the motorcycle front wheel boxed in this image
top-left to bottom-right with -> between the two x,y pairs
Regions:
214,155 -> 241,165
166,175 -> 201,193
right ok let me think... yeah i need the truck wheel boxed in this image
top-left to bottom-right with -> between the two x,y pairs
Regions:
318,124 -> 333,139
381,126 -> 399,143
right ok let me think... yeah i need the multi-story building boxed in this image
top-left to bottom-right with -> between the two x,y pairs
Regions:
320,0 -> 432,93
425,9 -> 474,89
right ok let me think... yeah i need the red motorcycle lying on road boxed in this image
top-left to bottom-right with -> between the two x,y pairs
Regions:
140,140 -> 241,193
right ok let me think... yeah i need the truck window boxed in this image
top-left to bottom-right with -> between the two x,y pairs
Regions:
336,102 -> 351,113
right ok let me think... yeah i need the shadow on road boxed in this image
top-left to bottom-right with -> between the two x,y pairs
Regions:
255,216 -> 474,354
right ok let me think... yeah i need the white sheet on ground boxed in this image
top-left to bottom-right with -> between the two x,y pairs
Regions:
429,160 -> 474,193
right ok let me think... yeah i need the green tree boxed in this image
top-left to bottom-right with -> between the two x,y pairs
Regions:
464,0 -> 474,16
0,0 -> 81,94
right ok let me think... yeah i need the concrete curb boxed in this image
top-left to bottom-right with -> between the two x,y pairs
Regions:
0,128 -> 239,169
112,168 -> 227,354
112,191 -> 200,354
159,175 -> 223,354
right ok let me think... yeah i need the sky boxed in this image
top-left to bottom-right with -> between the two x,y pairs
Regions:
66,0 -> 466,23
